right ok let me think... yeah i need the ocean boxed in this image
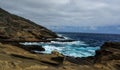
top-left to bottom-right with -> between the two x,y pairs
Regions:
21,32 -> 120,57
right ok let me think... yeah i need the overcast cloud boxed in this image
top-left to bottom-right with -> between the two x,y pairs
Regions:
0,0 -> 120,33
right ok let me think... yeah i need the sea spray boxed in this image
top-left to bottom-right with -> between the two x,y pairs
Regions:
20,40 -> 100,57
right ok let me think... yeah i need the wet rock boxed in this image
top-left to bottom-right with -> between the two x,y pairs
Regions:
0,35 -> 10,39
20,45 -> 45,52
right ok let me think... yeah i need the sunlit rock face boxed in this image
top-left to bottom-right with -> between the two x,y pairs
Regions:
0,8 -> 58,41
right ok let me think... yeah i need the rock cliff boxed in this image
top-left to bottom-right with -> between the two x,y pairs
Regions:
0,8 -> 58,41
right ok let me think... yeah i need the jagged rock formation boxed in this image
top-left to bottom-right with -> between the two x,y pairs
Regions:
0,42 -> 120,70
0,8 -> 58,41
93,42 -> 120,70
94,42 -> 120,63
65,42 -> 120,70
0,42 -> 64,70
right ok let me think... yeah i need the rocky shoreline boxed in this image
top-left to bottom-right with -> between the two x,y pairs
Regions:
0,41 -> 119,70
0,8 -> 120,70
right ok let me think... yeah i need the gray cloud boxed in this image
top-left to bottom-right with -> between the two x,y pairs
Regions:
0,0 -> 120,32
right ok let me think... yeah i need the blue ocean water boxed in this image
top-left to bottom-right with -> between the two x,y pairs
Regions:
21,32 -> 120,57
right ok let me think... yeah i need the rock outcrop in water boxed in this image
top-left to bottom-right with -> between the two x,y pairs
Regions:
0,8 -> 58,41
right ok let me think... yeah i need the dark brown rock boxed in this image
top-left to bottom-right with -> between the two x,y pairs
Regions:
94,42 -> 120,63
20,45 -> 45,52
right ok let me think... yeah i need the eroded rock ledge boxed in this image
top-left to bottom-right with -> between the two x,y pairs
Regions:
0,42 -> 120,70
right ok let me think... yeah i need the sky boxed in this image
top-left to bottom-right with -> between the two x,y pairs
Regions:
0,0 -> 120,34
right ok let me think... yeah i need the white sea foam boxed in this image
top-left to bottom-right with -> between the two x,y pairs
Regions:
57,34 -> 63,37
50,41 -> 87,46
20,42 -> 40,45
39,41 -> 100,57
20,41 -> 99,57
57,33 -> 71,40
41,45 -> 64,54
20,33 -> 100,57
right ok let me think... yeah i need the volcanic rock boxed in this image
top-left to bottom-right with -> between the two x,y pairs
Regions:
0,8 -> 58,41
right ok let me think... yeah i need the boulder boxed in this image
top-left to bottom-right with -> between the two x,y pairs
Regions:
51,50 -> 63,57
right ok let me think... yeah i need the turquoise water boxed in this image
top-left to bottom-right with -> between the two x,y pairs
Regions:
39,41 -> 99,57
21,41 -> 99,57
20,32 -> 120,57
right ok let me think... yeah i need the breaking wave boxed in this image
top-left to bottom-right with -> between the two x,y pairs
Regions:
20,40 -> 99,57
